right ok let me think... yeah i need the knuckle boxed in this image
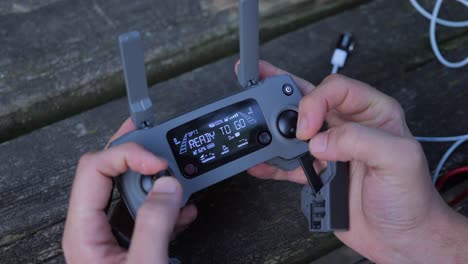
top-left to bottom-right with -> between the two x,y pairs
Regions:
299,88 -> 316,105
329,123 -> 364,160
121,142 -> 141,152
322,74 -> 348,86
77,152 -> 95,167
396,137 -> 426,164
338,122 -> 362,138
116,142 -> 145,160
387,97 -> 406,121
298,95 -> 311,111
402,138 -> 424,157
342,121 -> 362,136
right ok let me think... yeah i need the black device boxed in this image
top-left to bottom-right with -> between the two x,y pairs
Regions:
109,0 -> 349,242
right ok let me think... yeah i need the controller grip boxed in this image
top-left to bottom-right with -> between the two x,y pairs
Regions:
301,161 -> 349,232
266,156 -> 300,171
115,169 -> 148,219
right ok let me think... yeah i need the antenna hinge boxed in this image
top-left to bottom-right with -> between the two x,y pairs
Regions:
129,97 -> 154,129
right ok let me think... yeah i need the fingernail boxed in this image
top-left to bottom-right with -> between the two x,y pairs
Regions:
152,177 -> 177,194
310,132 -> 329,153
297,115 -> 308,137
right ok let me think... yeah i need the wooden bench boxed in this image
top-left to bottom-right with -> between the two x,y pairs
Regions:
0,0 -> 363,142
1,0 -> 467,263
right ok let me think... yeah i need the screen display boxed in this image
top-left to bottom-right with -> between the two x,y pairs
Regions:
167,99 -> 270,178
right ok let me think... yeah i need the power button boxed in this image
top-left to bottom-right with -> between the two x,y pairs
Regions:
282,84 -> 294,96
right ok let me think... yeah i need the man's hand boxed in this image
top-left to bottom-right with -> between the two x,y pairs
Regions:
240,61 -> 468,263
62,119 -> 197,264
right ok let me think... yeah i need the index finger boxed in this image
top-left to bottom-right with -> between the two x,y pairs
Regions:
296,74 -> 406,140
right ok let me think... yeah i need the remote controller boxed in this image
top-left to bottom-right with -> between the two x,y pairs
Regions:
110,0 -> 349,232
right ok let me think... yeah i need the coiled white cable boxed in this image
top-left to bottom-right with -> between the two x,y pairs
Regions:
409,0 -> 468,68
416,135 -> 468,184
409,0 -> 468,27
409,0 -> 468,183
329,28 -> 468,185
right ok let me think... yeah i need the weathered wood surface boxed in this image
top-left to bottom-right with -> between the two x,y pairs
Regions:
0,0 -> 367,142
310,246 -> 369,264
1,0 -> 468,263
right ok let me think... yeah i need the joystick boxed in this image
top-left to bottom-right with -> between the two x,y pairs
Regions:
277,110 -> 298,138
110,0 -> 349,233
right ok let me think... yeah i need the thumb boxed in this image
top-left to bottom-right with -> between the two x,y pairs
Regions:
308,123 -> 422,171
127,177 -> 182,264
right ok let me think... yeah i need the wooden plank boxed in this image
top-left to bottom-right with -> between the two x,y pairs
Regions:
0,0 -> 62,16
0,222 -> 63,264
0,0 -> 367,142
170,175 -> 342,263
170,51 -> 468,264
309,246 -> 368,264
1,0 -> 467,263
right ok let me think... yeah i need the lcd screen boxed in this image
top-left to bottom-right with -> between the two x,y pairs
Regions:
167,99 -> 270,178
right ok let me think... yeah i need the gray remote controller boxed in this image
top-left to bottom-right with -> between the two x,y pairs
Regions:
110,0 -> 349,232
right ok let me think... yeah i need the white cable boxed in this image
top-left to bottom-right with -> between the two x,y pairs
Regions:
432,138 -> 468,184
409,0 -> 468,27
430,0 -> 468,68
330,33 -> 354,74
327,29 -> 467,184
416,134 -> 468,142
331,64 -> 340,74
331,48 -> 348,74
411,0 -> 468,182
458,0 -> 468,8
415,134 -> 468,184
410,0 -> 468,68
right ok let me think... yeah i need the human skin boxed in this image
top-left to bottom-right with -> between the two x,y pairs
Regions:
245,60 -> 468,264
63,60 -> 468,263
62,120 -> 197,264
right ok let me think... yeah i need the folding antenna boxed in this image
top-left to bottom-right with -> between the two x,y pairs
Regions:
119,31 -> 155,129
238,0 -> 259,89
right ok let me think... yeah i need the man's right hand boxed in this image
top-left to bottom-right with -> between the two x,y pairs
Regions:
243,61 -> 468,263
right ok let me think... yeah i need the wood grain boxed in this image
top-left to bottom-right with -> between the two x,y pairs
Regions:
0,0 -> 366,142
0,0 -> 63,16
0,0 -> 467,263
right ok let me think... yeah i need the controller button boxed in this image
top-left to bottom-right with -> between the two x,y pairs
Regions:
282,84 -> 294,96
141,170 -> 170,193
257,131 -> 272,145
277,110 -> 298,139
141,176 -> 153,193
183,163 -> 197,177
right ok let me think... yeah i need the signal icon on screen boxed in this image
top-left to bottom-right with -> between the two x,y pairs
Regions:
229,113 -> 239,120
179,134 -> 188,155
